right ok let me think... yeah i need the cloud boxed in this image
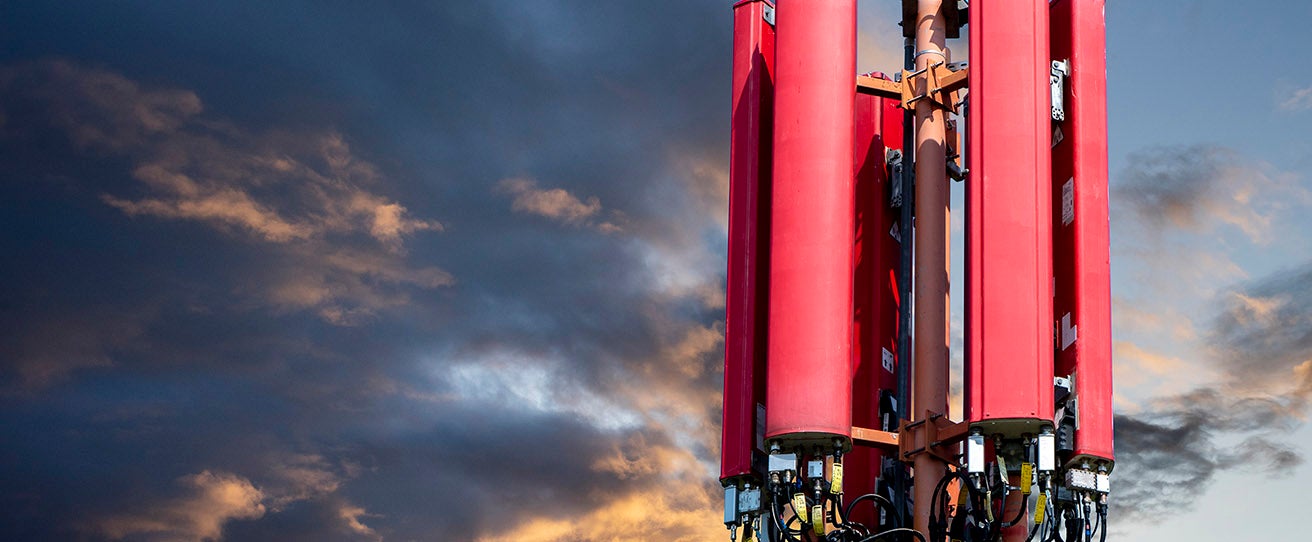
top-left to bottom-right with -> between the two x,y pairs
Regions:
497,177 -> 622,232
1211,263 -> 1312,383
475,442 -> 724,542
0,307 -> 144,392
1113,341 -> 1187,378
667,147 -> 730,231
500,177 -> 600,223
3,59 -> 204,152
1279,85 -> 1312,111
0,1 -> 740,540
1,60 -> 449,325
264,245 -> 454,325
1112,384 -> 1307,523
97,125 -> 443,248
475,486 -> 724,542
1112,145 -> 1304,244
336,504 -> 381,541
94,470 -> 266,541
89,457 -> 382,542
664,322 -> 724,378
1113,415 -> 1299,524
1112,262 -> 1312,523
439,348 -> 644,432
263,454 -> 346,511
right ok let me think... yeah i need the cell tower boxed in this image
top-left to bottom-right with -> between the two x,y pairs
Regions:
719,1 -> 1113,541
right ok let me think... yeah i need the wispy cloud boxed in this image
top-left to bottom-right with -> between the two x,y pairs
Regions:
93,470 -> 266,541
2,60 -> 450,325
1113,145 -> 1305,244
497,177 -> 622,232
90,457 -> 382,542
337,504 -> 382,541
1279,85 -> 1312,111
0,307 -> 144,392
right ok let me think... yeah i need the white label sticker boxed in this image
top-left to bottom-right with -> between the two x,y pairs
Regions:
890,222 -> 901,243
881,347 -> 895,373
1061,312 -> 1078,350
1061,178 -> 1075,226
1052,125 -> 1064,148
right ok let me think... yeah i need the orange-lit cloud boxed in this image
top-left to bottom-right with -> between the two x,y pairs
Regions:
4,60 -> 450,326
498,177 -> 622,232
1115,145 -> 1309,245
93,470 -> 266,541
479,443 -> 724,542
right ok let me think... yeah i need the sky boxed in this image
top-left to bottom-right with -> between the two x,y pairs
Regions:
1,1 -> 1310,541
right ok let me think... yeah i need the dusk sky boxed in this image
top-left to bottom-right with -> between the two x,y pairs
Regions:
2,1 -> 1311,541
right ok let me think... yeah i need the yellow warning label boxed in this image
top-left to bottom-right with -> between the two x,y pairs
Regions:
831,463 -> 844,494
1035,493 -> 1048,524
1020,463 -> 1033,495
811,504 -> 824,535
793,493 -> 807,522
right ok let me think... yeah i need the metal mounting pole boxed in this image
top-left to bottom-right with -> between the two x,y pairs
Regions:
911,0 -> 950,536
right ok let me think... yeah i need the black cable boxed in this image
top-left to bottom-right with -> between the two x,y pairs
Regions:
771,497 -> 801,542
856,527 -> 927,542
844,493 -> 900,529
1098,510 -> 1107,542
1025,520 -> 1042,542
1087,508 -> 1100,542
776,514 -> 797,538
783,513 -> 803,542
926,469 -> 957,537
827,493 -> 855,536
828,493 -> 846,526
1001,493 -> 1029,528
891,34 -> 916,527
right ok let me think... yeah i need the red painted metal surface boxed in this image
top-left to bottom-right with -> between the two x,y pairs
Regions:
965,0 -> 1055,435
1050,0 -> 1114,469
721,0 -> 775,483
765,0 -> 856,447
848,79 -> 902,526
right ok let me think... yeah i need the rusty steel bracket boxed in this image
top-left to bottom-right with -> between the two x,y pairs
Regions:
851,425 -> 900,451
897,411 -> 970,465
856,63 -> 967,113
855,74 -> 902,100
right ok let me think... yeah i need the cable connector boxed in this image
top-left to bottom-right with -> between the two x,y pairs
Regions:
1037,428 -> 1056,472
966,430 -> 986,474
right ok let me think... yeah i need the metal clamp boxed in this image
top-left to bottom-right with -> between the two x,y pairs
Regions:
913,48 -> 947,61
887,150 -> 905,208
1050,59 -> 1070,121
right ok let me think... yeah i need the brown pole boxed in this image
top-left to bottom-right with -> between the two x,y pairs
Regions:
911,0 -> 949,536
